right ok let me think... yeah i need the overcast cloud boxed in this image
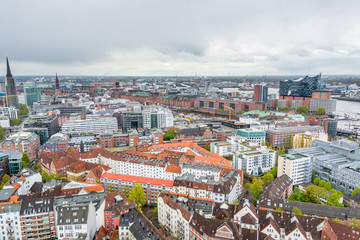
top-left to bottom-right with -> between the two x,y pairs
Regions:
1,0 -> 360,75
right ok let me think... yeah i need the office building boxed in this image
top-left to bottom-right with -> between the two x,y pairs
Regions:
0,151 -> 22,175
289,139 -> 360,194
120,112 -> 143,132
237,128 -> 265,145
254,85 -> 268,103
24,113 -> 59,138
23,127 -> 49,145
1,131 -> 41,160
265,125 -> 324,148
62,117 -> 118,135
5,57 -> 18,107
24,82 -> 41,106
0,106 -> 19,119
277,153 -> 312,185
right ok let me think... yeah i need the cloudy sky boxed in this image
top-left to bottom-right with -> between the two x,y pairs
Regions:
1,0 -> 360,76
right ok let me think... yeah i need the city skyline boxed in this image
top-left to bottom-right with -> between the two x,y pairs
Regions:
1,0 -> 360,76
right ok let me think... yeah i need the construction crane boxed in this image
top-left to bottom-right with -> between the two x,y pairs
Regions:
223,105 -> 233,120
1,93 -> 35,107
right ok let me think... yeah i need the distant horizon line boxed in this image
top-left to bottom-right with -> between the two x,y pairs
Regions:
1,74 -> 360,77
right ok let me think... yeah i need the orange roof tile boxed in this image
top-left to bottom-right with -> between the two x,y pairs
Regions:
165,165 -> 181,174
12,182 -> 21,189
83,184 -> 104,193
101,172 -> 174,187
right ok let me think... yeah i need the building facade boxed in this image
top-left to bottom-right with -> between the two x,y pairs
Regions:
1,132 -> 41,160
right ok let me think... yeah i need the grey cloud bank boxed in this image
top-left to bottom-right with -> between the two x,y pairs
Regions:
1,0 -> 360,75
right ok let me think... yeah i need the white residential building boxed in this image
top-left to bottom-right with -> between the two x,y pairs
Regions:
233,146 -> 276,176
56,203 -> 97,240
81,154 -> 181,180
0,203 -> 22,240
55,192 -> 105,233
3,168 -> 42,195
0,116 -> 10,128
181,164 -> 221,182
158,194 -> 191,240
277,153 -> 312,185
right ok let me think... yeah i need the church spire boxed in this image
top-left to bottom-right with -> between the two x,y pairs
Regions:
56,73 -> 60,91
6,57 -> 12,78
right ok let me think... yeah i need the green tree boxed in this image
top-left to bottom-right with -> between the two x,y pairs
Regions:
19,105 -> 29,116
250,178 -> 264,199
269,166 -> 277,178
313,177 -> 320,186
277,107 -> 282,111
11,117 -> 23,126
0,127 -> 7,140
163,130 -> 175,141
244,183 -> 251,191
318,179 -> 326,187
262,172 -> 274,186
316,107 -> 326,115
21,152 -> 30,168
204,144 -> 211,151
288,187 -> 306,202
352,188 -> 360,196
232,200 -> 240,205
283,106 -> 289,112
274,208 -> 282,212
292,207 -> 303,215
128,183 -> 146,210
297,105 -> 309,115
0,174 -> 10,190
324,181 -> 332,191
349,217 -> 360,228
291,107 -> 297,111
326,192 -> 341,207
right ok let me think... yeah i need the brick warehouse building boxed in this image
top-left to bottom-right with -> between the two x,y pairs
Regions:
194,98 -> 266,112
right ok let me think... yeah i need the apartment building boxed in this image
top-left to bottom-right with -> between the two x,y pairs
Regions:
173,169 -> 242,203
101,172 -> 173,204
1,131 -> 41,160
3,168 -> 42,195
55,192 -> 105,231
0,203 -> 22,240
20,197 -> 56,240
277,153 -> 311,185
56,203 -> 97,240
233,145 -> 276,176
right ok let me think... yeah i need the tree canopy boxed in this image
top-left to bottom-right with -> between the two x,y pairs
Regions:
297,105 -> 309,115
262,172 -> 274,186
0,174 -> 10,190
352,188 -> 360,196
21,152 -> 30,168
316,107 -> 326,115
292,207 -> 303,215
250,178 -> 263,199
128,183 -> 146,210
19,105 -> 29,116
163,130 -> 175,141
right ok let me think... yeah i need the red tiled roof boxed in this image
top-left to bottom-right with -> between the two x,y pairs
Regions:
165,165 -> 181,174
83,184 -> 104,193
101,172 -> 174,187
